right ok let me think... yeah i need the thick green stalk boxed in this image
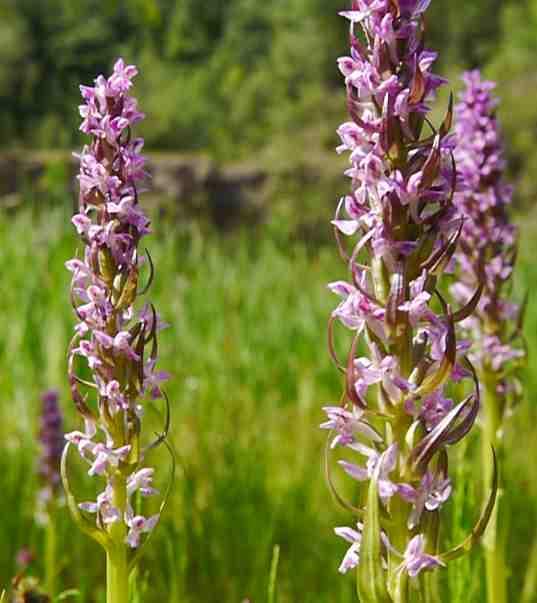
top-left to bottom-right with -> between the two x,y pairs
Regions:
421,512 -> 441,603
107,474 -> 130,603
481,371 -> 506,603
107,548 -> 129,603
387,412 -> 411,603
388,497 -> 409,603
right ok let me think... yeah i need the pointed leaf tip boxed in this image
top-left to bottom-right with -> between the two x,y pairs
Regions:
440,92 -> 454,137
452,282 -> 484,323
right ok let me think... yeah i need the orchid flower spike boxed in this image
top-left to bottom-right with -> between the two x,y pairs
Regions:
324,3 -> 497,600
452,70 -> 525,421
451,69 -> 526,603
62,58 -> 172,600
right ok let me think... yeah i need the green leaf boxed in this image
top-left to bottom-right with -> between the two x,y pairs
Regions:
268,544 -> 280,603
357,457 -> 393,603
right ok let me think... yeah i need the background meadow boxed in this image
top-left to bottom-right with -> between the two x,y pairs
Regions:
1,1 -> 537,601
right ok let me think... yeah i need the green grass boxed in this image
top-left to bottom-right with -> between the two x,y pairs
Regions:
0,202 -> 536,602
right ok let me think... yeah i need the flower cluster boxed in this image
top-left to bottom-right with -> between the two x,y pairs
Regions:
323,1 -> 492,594
37,389 -> 64,509
64,59 -> 168,549
451,70 -> 524,414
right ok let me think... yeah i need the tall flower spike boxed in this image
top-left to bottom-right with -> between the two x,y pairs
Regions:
451,70 -> 525,603
324,3 -> 496,600
452,70 -> 525,419
62,58 -> 171,603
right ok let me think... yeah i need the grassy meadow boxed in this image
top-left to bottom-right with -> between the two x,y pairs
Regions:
0,197 -> 536,602
2,1 -> 537,601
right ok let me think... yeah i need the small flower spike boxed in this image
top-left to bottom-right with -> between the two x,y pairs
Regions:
36,389 -> 64,521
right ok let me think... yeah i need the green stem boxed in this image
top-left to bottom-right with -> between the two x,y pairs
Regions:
421,513 -> 441,603
388,415 -> 411,603
107,547 -> 129,603
45,507 -> 57,598
521,533 -> 537,603
106,474 -> 130,603
392,570 -> 409,603
481,371 -> 506,603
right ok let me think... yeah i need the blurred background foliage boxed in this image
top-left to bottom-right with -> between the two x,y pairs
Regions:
0,4 -> 524,143
0,1 -> 537,602
0,0 -> 342,157
1,0 -> 536,204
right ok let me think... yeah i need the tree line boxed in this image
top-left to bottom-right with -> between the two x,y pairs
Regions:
1,0 -> 535,201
